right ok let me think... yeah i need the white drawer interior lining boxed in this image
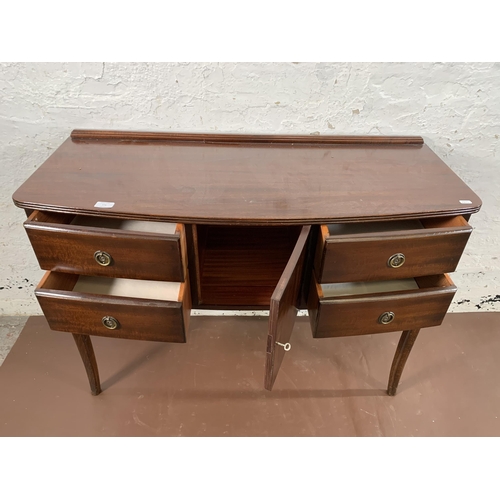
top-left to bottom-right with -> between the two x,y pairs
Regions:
327,219 -> 424,236
321,278 -> 419,298
72,216 -> 177,235
73,276 -> 181,301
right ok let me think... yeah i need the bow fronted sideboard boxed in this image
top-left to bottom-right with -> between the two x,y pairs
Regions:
12,130 -> 481,395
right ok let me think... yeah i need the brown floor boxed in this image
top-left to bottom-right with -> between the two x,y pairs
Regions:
0,313 -> 499,436
0,316 -> 27,366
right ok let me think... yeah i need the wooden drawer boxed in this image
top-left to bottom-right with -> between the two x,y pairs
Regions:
308,273 -> 456,338
24,211 -> 187,282
314,216 -> 472,283
35,271 -> 191,342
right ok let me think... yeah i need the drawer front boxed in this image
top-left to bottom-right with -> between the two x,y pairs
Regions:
308,274 -> 456,338
315,216 -> 472,283
35,272 -> 190,343
25,211 -> 186,282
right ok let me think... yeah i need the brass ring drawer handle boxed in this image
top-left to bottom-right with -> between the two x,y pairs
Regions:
102,316 -> 119,330
94,250 -> 112,266
378,311 -> 395,325
388,253 -> 405,268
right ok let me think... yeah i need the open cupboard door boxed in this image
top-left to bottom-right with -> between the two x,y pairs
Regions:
265,226 -> 311,390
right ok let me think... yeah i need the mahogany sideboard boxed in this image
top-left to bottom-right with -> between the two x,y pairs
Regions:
12,130 -> 482,395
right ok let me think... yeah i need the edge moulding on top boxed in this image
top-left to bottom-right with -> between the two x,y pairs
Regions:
70,129 -> 425,146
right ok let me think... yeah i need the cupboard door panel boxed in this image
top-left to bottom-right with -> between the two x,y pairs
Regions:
265,226 -> 311,390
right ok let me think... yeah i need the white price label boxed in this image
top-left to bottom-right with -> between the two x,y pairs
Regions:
94,201 -> 115,208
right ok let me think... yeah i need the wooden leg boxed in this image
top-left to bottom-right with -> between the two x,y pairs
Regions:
72,334 -> 102,396
387,329 -> 420,396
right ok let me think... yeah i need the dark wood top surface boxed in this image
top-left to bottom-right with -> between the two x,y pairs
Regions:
12,130 -> 481,224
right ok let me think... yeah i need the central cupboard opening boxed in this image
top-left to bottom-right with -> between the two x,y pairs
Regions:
193,225 -> 303,307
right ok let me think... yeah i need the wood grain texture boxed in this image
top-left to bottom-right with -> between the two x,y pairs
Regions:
179,273 -> 192,334
71,129 -> 424,145
265,226 -> 311,390
72,334 -> 101,396
27,210 -> 75,225
298,224 -> 319,309
37,270 -> 78,291
13,133 -> 481,224
308,274 -> 457,338
12,130 -> 483,395
25,211 -> 185,282
185,224 -> 202,307
387,329 -> 420,396
198,225 -> 301,307
316,216 -> 472,283
35,272 -> 188,343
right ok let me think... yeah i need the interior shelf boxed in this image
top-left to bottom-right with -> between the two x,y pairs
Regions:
196,225 -> 302,307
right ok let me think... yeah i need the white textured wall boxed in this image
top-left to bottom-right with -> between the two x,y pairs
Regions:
1,62 -> 499,315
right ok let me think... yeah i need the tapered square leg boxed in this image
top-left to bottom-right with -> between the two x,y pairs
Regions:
387,329 -> 420,396
72,334 -> 101,395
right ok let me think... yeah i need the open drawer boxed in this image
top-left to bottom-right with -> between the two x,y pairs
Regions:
35,271 -> 191,342
314,216 -> 472,283
24,211 -> 187,282
308,273 -> 457,338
